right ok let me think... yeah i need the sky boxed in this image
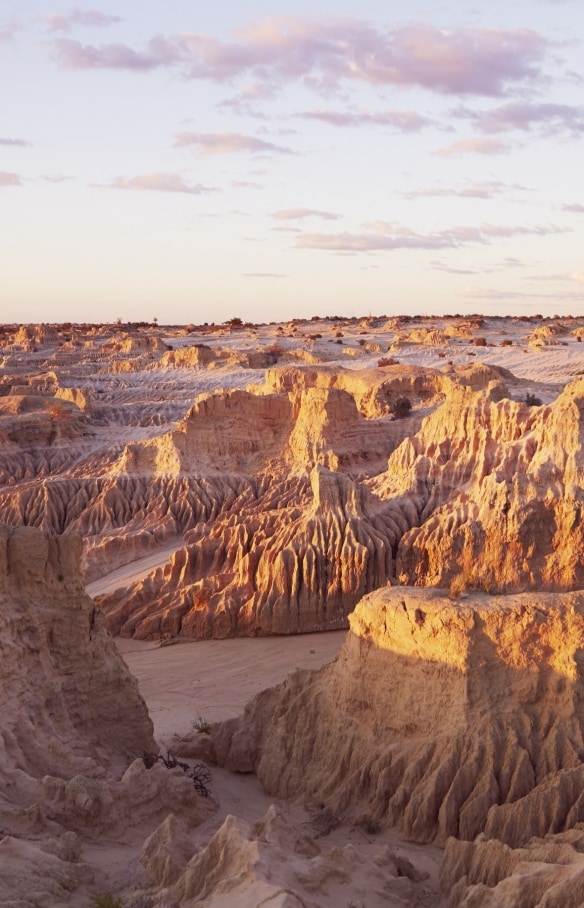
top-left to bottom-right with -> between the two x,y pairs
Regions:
1,0 -> 584,325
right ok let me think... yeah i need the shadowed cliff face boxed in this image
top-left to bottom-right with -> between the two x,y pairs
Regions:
0,524 -> 154,800
204,587 -> 584,848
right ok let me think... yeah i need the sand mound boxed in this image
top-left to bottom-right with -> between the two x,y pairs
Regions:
204,586 -> 584,847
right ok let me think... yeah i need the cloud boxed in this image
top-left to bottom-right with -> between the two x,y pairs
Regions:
271,208 -> 340,221
43,8 -> 122,31
430,259 -> 478,274
401,180 -> 528,200
49,18 -> 548,97
0,136 -> 30,148
562,202 -> 584,213
230,180 -> 262,189
244,272 -> 286,277
0,171 -> 22,187
435,137 -> 508,156
297,228 -> 456,252
452,101 -> 584,136
43,174 -> 73,183
50,35 -> 179,71
531,270 -> 584,284
94,173 -> 213,194
0,19 -> 18,42
174,131 -> 293,156
295,220 -> 570,253
459,285 -> 584,301
300,107 -> 432,131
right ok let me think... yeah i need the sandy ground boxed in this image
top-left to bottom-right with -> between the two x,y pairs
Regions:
117,631 -> 346,740
117,632 -> 446,905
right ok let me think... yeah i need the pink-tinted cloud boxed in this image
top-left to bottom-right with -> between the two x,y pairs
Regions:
0,137 -> 30,147
296,220 -> 569,253
401,180 -> 528,199
44,8 -> 122,32
179,20 -> 546,95
0,19 -> 18,42
49,19 -> 548,97
453,101 -> 584,135
50,36 -> 179,70
174,131 -> 292,156
0,171 -> 22,186
562,202 -> 584,213
94,173 -> 213,194
271,208 -> 340,221
435,137 -> 508,156
300,107 -> 431,131
531,270 -> 584,284
297,225 -> 457,252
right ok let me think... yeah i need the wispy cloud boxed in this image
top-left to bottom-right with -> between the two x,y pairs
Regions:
48,19 -> 548,98
230,180 -> 263,189
459,285 -> 584,301
300,107 -> 432,131
271,208 -> 340,221
94,173 -> 213,194
452,101 -> 584,136
531,270 -> 584,284
296,221 -> 569,253
435,137 -> 508,156
50,36 -> 178,71
430,260 -> 479,274
0,171 -> 22,187
401,180 -> 529,200
562,202 -> 584,213
43,8 -> 122,32
43,174 -> 73,183
0,136 -> 31,148
174,131 -> 293,156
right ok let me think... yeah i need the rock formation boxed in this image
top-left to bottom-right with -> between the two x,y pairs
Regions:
440,829 -> 584,907
136,805 -> 436,908
0,524 -> 153,798
2,318 -> 584,640
381,378 -> 584,593
0,523 -> 211,906
205,586 -> 584,847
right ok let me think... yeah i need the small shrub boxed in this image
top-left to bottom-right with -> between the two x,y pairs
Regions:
192,715 -> 211,734
362,817 -> 381,835
143,751 -> 212,798
449,573 -> 468,599
525,392 -> 543,407
377,356 -> 397,367
390,396 -> 412,419
95,896 -> 123,908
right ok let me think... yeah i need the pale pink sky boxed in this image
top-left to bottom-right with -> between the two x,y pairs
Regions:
1,0 -> 583,323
